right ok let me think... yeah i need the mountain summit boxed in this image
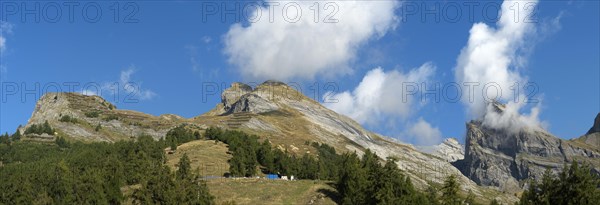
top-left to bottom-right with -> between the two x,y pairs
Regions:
455,106 -> 600,192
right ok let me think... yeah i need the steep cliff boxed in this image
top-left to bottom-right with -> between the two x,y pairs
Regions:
455,109 -> 600,192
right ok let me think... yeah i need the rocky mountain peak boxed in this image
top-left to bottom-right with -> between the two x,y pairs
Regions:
456,119 -> 600,192
587,113 -> 600,135
259,80 -> 287,87
215,80 -> 311,115
23,92 -> 179,142
221,82 -> 253,111
489,101 -> 506,114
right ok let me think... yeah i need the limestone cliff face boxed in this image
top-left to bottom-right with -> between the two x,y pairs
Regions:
587,113 -> 600,135
23,92 -> 184,142
455,114 -> 600,192
221,82 -> 253,111
432,138 -> 465,163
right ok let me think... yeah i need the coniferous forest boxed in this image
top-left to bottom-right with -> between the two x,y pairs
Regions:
1,126 -> 599,204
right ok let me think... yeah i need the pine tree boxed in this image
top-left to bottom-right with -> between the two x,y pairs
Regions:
177,168 -> 215,205
229,151 -> 246,177
194,131 -> 201,140
132,166 -> 177,205
374,158 -> 398,205
43,120 -> 54,135
171,140 -> 178,151
177,154 -> 192,180
518,161 -> 600,205
441,175 -> 461,205
257,140 -> 275,173
51,160 -> 75,204
11,126 -> 21,141
337,152 -> 368,205
362,149 -> 381,204
426,185 -> 440,205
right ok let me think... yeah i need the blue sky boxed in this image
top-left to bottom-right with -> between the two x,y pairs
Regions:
0,0 -> 598,145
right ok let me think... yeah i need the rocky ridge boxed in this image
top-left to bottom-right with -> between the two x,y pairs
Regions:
22,92 -> 185,142
587,113 -> 600,135
454,107 -> 600,192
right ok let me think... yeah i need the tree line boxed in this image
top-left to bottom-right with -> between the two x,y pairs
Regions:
2,124 -> 599,205
0,127 -> 214,204
518,161 -> 600,205
205,127 -> 343,179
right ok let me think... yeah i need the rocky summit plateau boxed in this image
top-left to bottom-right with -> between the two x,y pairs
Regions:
14,81 -> 600,204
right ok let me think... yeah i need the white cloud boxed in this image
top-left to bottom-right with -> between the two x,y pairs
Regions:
81,89 -> 98,96
185,45 -> 201,72
324,63 -> 435,125
0,36 -> 5,52
454,0 -> 546,132
202,36 -> 212,44
406,118 -> 443,146
0,21 -> 13,53
0,21 -> 13,80
118,67 -> 156,100
224,0 -> 400,80
85,66 -> 156,101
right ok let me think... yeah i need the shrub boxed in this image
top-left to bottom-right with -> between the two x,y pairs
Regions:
85,111 -> 100,118
59,115 -> 78,123
24,121 -> 55,135
103,115 -> 119,122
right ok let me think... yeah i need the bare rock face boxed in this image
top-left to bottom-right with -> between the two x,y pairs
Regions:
433,138 -> 465,163
23,92 -> 181,142
221,82 -> 253,111
218,82 -> 281,114
228,93 -> 279,114
455,115 -> 600,192
587,113 -> 600,135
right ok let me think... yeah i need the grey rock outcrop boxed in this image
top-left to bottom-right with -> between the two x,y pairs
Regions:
431,138 -> 465,163
455,114 -> 600,192
221,82 -> 253,111
228,93 -> 279,114
218,81 -> 282,114
587,113 -> 600,135
23,92 -> 181,142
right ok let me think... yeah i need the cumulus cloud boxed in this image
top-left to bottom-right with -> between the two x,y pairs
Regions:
0,21 -> 12,53
0,36 -> 5,52
224,0 -> 400,80
80,89 -> 98,96
406,118 -> 443,146
119,67 -> 156,100
81,66 -> 156,101
454,0 -> 546,132
324,63 -> 435,125
0,21 -> 13,80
